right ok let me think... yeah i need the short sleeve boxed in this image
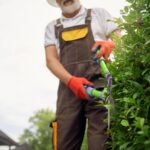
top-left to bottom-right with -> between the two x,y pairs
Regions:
96,8 -> 118,37
44,21 -> 56,48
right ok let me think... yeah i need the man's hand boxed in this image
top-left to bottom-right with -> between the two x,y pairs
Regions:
67,76 -> 93,100
92,40 -> 115,61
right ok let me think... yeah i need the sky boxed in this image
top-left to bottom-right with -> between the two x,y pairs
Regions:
0,0 -> 128,143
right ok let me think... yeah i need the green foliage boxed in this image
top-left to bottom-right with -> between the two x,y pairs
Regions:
109,0 -> 150,149
19,109 -> 55,150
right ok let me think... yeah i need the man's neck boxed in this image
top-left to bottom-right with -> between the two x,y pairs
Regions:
62,6 -> 81,18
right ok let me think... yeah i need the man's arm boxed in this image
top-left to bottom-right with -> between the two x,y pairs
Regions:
45,45 -> 72,85
45,45 -> 93,100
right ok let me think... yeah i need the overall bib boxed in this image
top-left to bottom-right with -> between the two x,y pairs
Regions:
53,9 -> 108,150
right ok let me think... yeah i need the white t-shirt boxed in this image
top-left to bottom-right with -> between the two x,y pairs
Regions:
44,6 -> 118,52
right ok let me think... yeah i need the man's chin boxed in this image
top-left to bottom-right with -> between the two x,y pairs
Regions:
62,8 -> 78,14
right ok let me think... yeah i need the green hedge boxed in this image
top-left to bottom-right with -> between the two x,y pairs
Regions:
109,0 -> 150,149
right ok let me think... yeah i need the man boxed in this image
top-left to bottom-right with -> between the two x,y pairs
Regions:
44,0 -> 118,149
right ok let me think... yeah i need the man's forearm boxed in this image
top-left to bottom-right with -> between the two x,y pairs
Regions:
46,56 -> 72,85
45,45 -> 72,85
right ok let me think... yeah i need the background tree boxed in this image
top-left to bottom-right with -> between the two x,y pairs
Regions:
19,109 -> 55,150
19,108 -> 88,150
109,0 -> 150,149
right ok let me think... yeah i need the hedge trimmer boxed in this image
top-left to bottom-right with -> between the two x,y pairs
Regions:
84,45 -> 113,128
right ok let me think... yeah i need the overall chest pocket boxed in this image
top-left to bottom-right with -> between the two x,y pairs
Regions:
61,26 -> 88,41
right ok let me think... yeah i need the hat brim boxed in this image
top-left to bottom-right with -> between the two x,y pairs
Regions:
47,0 -> 58,7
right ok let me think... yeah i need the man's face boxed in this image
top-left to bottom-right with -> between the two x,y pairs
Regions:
56,0 -> 81,14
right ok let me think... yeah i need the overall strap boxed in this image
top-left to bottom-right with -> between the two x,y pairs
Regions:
85,9 -> 92,24
55,18 -> 63,39
55,9 -> 92,38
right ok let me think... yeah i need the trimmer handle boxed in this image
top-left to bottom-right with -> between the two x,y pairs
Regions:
84,85 -> 107,101
92,45 -> 112,89
92,45 -> 110,77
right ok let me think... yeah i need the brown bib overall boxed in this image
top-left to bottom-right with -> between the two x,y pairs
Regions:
54,9 -> 108,150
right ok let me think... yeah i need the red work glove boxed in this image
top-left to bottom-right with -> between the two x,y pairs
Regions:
92,40 -> 115,61
67,76 -> 93,100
